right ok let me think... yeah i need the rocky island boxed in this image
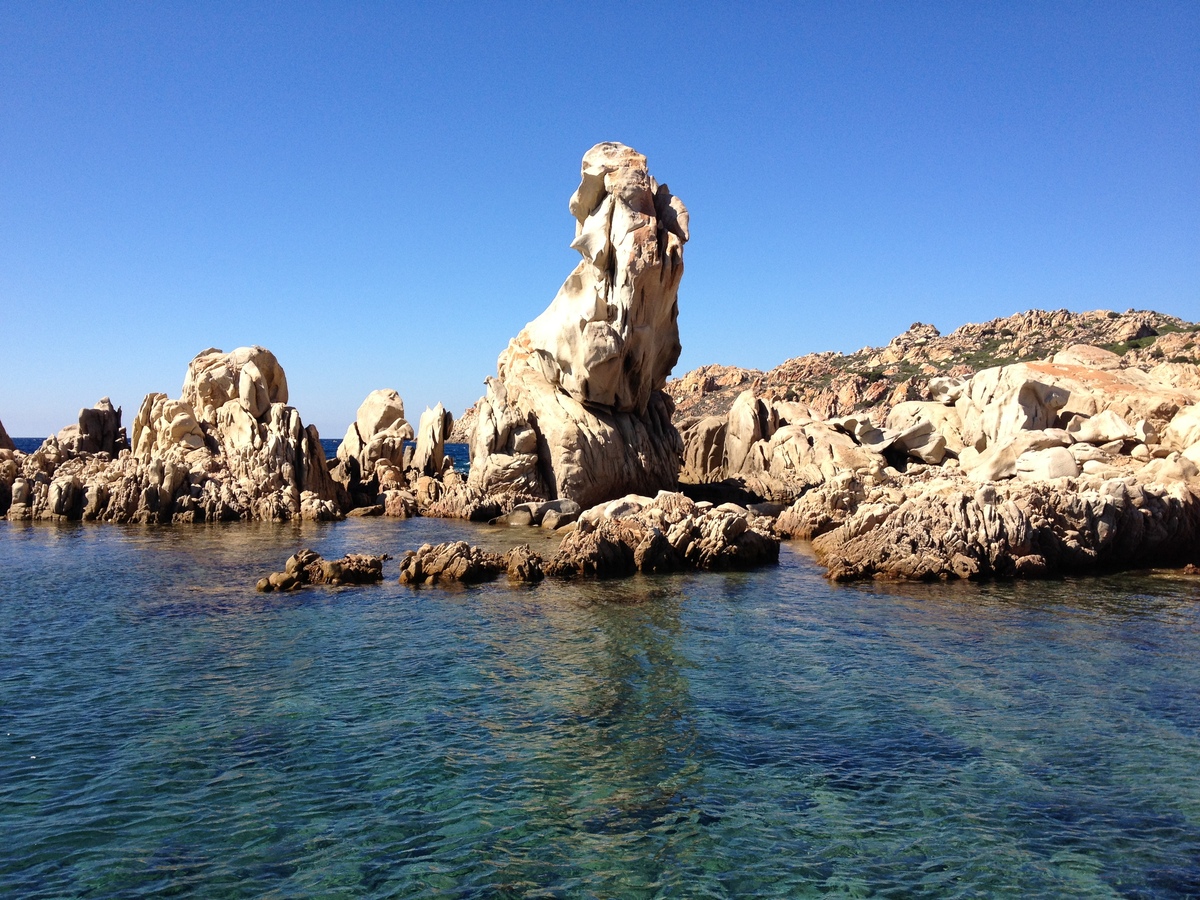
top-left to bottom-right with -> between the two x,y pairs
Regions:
2,145 -> 1199,585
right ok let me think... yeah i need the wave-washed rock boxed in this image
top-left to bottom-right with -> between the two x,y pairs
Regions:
746,346 -> 1200,580
399,491 -> 779,585
459,142 -> 687,513
2,346 -> 344,523
257,548 -> 387,591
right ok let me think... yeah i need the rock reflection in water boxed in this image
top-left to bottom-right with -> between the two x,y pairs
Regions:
1,519 -> 1199,897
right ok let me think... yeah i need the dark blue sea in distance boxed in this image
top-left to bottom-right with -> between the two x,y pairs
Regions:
14,438 -> 470,472
3,468 -> 1200,895
319,439 -> 470,474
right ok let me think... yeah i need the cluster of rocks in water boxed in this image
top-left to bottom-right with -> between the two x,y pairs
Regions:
4,142 -> 1200,586
257,548 -> 387,592
400,490 -> 777,585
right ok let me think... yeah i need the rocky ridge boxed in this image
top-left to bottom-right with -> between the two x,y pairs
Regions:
668,309 -> 1200,424
672,329 -> 1200,580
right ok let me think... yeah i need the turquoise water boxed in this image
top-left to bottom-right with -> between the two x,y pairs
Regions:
1,518 -> 1198,898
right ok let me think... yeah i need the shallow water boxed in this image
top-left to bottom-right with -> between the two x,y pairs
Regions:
1,517 -> 1198,898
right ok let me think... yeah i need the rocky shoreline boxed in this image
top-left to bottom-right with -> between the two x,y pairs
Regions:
3,142 -> 1199,585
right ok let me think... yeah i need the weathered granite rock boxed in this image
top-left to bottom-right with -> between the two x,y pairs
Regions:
9,347 -> 343,524
410,404 -> 453,478
778,462 -> 1200,581
399,541 -> 508,585
258,548 -> 387,590
183,346 -> 288,424
332,389 -> 415,508
667,311 -> 1200,428
548,490 -> 779,577
679,389 -> 890,501
505,544 -> 545,583
464,142 -> 688,509
0,418 -> 14,453
1161,404 -> 1200,462
398,491 -> 777,586
56,398 -> 128,456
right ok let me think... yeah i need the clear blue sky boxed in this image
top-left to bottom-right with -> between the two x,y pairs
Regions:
1,2 -> 1197,437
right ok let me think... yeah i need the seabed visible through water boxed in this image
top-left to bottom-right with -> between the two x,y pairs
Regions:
2,511 -> 1199,898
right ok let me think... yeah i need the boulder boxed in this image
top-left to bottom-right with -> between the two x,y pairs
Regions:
964,429 -> 1072,482
1014,446 -> 1079,481
333,389 -> 415,509
182,346 -> 288,425
679,415 -> 728,483
259,549 -> 386,590
58,398 -> 127,456
1066,409 -> 1136,445
1051,344 -> 1123,370
885,401 -> 966,454
1161,404 -> 1200,456
337,389 -> 414,478
410,404 -> 453,478
955,364 -> 1070,451
398,541 -> 507,585
465,143 -> 688,509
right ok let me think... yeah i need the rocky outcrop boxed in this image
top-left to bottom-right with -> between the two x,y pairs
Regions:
2,347 -> 343,523
763,347 -> 1200,580
398,541 -> 543,585
410,404 -> 453,478
463,142 -> 688,510
54,398 -> 128,456
678,389 -> 889,502
0,418 -> 14,453
667,309 -> 1200,425
406,491 -> 778,586
183,346 -> 289,424
331,389 -> 415,509
548,491 -> 779,577
777,464 -> 1200,581
257,548 -> 387,591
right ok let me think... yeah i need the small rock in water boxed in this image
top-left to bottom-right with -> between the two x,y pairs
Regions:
257,549 -> 387,591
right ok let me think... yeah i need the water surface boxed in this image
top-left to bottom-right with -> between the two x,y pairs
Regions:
1,518 -> 1198,897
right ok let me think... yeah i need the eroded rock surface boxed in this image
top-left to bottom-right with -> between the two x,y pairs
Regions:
777,464 -> 1200,581
331,389 -> 416,510
2,348 -> 343,523
257,548 -> 387,591
401,491 -> 779,585
463,142 -> 687,510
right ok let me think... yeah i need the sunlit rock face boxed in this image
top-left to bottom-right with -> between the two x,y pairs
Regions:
3,346 -> 343,524
466,142 -> 688,508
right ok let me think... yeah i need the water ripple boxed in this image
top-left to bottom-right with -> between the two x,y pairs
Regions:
1,520 -> 1198,897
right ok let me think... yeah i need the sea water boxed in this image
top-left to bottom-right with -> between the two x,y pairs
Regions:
1,513 -> 1199,897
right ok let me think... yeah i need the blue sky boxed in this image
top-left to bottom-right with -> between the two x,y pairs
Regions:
1,2 -> 1197,437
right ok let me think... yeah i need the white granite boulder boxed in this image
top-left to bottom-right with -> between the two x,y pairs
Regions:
466,143 -> 688,508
